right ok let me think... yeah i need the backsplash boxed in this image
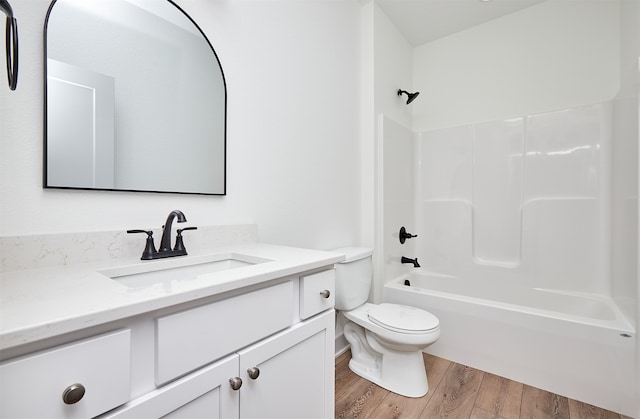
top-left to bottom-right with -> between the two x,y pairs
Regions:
0,224 -> 258,272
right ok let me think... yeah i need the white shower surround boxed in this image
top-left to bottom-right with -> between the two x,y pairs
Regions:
416,102 -> 612,296
380,92 -> 637,402
379,99 -> 638,414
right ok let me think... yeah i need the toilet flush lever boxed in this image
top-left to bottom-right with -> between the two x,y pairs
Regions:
399,226 -> 417,244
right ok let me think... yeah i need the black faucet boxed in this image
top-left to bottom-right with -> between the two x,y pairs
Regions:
401,256 -> 420,268
159,210 -> 187,252
127,210 -> 197,260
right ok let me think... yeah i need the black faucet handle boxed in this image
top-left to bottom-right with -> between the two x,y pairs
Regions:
177,226 -> 198,234
127,229 -> 158,260
399,226 -> 418,244
127,229 -> 151,235
174,226 -> 197,252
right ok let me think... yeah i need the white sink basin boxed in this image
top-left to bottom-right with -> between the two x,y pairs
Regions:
100,253 -> 271,288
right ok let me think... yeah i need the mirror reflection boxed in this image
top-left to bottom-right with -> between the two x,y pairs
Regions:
44,0 -> 226,195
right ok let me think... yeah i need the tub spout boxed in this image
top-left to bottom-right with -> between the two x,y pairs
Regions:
401,256 -> 420,268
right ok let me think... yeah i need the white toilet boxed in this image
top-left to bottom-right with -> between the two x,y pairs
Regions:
334,247 -> 440,398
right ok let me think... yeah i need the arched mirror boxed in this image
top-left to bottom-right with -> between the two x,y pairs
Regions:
44,0 -> 226,195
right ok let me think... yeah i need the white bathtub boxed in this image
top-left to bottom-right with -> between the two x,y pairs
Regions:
383,272 -> 637,417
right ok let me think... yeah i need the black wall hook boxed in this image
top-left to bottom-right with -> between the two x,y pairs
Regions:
0,0 -> 17,90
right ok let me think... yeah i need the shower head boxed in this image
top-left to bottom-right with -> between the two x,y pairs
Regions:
397,89 -> 420,104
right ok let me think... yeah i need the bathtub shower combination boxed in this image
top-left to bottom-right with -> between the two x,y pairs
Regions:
385,272 -> 634,414
380,99 -> 637,415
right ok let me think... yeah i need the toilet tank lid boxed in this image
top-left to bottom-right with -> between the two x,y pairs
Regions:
332,247 -> 372,263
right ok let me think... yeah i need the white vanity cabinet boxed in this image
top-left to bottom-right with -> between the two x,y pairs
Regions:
104,311 -> 333,419
100,268 -> 335,419
0,242 -> 341,419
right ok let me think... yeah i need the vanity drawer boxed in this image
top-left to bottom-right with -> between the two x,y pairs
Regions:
156,281 -> 294,384
300,269 -> 335,319
0,329 -> 131,419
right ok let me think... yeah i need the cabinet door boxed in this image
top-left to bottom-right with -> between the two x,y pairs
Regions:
238,310 -> 334,419
101,354 -> 239,419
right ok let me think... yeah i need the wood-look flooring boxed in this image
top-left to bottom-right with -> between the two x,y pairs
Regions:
335,351 -> 634,419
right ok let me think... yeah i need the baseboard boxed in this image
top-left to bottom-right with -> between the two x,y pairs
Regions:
335,332 -> 349,357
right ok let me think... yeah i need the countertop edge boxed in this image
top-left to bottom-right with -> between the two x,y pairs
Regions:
0,244 -> 345,352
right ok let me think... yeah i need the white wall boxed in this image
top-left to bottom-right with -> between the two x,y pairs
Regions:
368,3 -> 414,302
380,115 -> 415,284
359,2 -> 374,252
412,0 -> 620,132
0,0 -> 362,251
373,4 -> 413,129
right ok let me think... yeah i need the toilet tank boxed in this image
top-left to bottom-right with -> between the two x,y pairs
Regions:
332,247 -> 373,311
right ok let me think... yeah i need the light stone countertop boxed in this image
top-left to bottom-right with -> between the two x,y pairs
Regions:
0,243 -> 344,351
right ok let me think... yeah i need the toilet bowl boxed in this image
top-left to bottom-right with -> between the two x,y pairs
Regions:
342,303 -> 440,397
333,247 -> 440,398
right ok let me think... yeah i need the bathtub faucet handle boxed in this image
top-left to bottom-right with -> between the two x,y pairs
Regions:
399,226 -> 417,244
401,256 -> 420,268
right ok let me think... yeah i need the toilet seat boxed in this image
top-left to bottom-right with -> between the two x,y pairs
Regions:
368,303 -> 439,334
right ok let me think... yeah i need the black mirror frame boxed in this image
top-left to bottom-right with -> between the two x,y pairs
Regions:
43,0 -> 227,195
0,0 -> 17,90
